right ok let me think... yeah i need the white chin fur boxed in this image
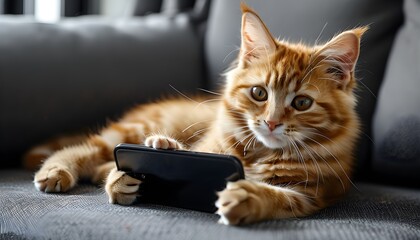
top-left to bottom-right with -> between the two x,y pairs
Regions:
257,134 -> 287,149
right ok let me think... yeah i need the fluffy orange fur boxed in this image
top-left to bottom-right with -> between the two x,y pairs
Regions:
25,4 -> 366,225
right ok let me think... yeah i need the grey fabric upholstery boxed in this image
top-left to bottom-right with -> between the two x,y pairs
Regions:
373,0 -> 420,180
132,0 -> 163,16
1,1 -> 419,240
132,0 -> 198,16
0,14 -> 202,168
1,170 -> 420,240
204,0 -> 404,177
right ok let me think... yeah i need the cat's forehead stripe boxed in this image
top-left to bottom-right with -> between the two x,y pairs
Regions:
268,69 -> 281,89
265,70 -> 273,86
288,80 -> 297,93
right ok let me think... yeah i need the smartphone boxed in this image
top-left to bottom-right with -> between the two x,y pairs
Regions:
114,143 -> 245,213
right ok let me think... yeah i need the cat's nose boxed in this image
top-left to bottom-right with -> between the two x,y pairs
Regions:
264,120 -> 282,131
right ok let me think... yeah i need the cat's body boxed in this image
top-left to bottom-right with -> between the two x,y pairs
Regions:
26,5 -> 365,225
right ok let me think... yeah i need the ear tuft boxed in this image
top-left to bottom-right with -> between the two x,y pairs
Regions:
352,26 -> 369,39
240,2 -> 256,14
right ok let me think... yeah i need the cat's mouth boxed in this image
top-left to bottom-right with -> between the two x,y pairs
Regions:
248,120 -> 288,149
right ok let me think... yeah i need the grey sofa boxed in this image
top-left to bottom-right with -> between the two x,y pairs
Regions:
1,0 -> 420,239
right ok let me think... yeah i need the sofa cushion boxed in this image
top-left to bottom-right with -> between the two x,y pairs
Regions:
373,0 -> 420,180
204,0 -> 404,178
1,170 -> 420,240
0,14 -> 202,168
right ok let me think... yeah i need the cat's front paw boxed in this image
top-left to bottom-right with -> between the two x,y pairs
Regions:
105,168 -> 142,205
34,165 -> 76,192
145,135 -> 184,150
216,180 -> 264,225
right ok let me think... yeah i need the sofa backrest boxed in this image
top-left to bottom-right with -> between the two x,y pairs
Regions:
0,15 -> 202,168
204,0 -> 404,177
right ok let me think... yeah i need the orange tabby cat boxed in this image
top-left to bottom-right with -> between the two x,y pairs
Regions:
25,4 -> 366,225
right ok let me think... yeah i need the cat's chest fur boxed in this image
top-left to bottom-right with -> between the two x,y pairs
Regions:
240,150 -> 305,185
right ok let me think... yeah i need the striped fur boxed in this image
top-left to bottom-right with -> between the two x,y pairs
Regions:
27,4 -> 366,225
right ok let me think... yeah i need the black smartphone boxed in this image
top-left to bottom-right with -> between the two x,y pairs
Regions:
114,143 -> 245,213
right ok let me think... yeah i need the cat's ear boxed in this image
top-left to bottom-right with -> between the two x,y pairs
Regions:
239,3 -> 277,66
316,27 -> 368,88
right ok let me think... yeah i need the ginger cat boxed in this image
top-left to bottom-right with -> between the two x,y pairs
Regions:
25,4 -> 366,225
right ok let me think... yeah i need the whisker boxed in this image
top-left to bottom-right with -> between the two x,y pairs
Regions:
252,136 -> 258,150
302,83 -> 321,94
223,47 -> 240,63
287,137 -> 309,187
194,98 -> 221,111
298,138 -> 326,196
197,88 -> 222,96
218,128 -> 252,153
303,134 -> 358,191
182,119 -> 214,133
284,191 -> 298,218
294,131 -> 343,183
298,137 -> 346,192
299,127 -> 339,146
301,63 -> 327,84
357,79 -> 377,99
301,53 -> 331,84
223,130 -> 254,155
295,139 -> 323,196
301,52 -> 345,85
317,77 -> 341,84
169,84 -> 197,103
243,46 -> 262,60
314,22 -> 328,46
185,127 -> 212,142
244,136 -> 257,153
337,125 -> 375,144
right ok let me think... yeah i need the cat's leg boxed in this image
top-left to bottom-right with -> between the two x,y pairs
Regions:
216,180 -> 319,225
105,134 -> 185,205
92,161 -> 116,185
23,133 -> 86,171
33,141 -> 109,192
34,122 -> 147,193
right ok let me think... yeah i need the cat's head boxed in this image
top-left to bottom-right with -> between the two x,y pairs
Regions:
224,4 -> 367,150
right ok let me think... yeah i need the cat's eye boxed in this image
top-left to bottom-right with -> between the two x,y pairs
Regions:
292,96 -> 313,111
251,86 -> 268,101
